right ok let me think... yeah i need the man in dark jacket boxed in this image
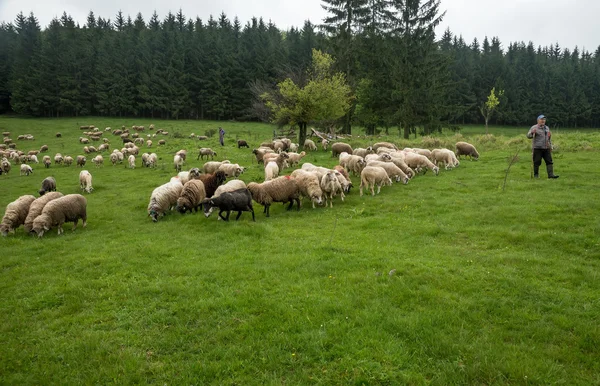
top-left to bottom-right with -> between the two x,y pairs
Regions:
527,115 -> 559,179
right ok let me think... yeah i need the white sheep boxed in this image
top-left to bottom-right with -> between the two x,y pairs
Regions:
360,166 -> 392,196
23,192 -> 64,233
0,195 -> 36,235
455,141 -> 480,160
290,169 -> 323,208
431,149 -> 458,170
128,155 -> 136,169
304,139 -> 317,151
148,153 -> 158,168
320,170 -> 344,208
79,170 -> 93,193
177,168 -> 201,185
147,180 -> 184,222
54,153 -> 63,165
247,177 -> 301,217
197,148 -> 217,160
217,163 -> 245,178
403,152 -> 439,175
92,155 -> 104,167
20,164 -> 33,176
31,194 -> 87,237
173,154 -> 183,172
285,151 -> 306,167
203,160 -> 230,174
352,147 -> 374,158
264,161 -> 279,181
366,160 -> 409,184
63,156 -> 73,166
29,154 -> 39,164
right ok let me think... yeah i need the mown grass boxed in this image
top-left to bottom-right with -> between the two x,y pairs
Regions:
1,117 -> 599,385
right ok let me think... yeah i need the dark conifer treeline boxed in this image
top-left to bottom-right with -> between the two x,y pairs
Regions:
0,9 -> 599,128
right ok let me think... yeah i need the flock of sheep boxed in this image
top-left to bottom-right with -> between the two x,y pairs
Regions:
1,124 -> 481,235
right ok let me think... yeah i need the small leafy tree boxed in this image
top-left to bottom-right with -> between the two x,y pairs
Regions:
262,49 -> 352,146
480,87 -> 504,134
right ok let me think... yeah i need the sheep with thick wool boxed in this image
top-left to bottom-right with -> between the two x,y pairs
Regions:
20,164 -> 33,176
304,139 -> 317,151
218,163 -> 245,178
290,169 -> 323,208
23,192 -> 63,233
147,180 -> 184,222
331,142 -> 353,157
388,152 -> 416,178
198,171 -> 227,198
264,161 -> 280,181
455,141 -> 480,160
148,153 -> 158,168
39,177 -> 57,196
76,155 -> 86,167
366,160 -> 409,184
360,166 -> 392,196
247,176 -> 301,217
79,170 -> 93,193
176,180 -> 207,214
92,155 -> 104,167
262,152 -> 289,168
372,142 -> 398,151
0,195 -> 36,236
341,153 -> 367,176
285,151 -> 306,167
54,153 -> 63,165
197,148 -> 217,160
252,147 -> 274,164
353,147 -> 374,158
177,168 -> 202,185
320,171 -> 344,208
128,155 -> 136,169
63,156 -> 73,166
31,194 -> 87,237
431,149 -> 458,170
203,160 -> 230,174
173,154 -> 183,172
403,152 -> 439,175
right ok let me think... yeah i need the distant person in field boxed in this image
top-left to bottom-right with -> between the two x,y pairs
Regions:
219,127 -> 225,146
527,114 -> 559,179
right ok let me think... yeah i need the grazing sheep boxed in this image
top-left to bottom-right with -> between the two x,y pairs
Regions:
158,139 -> 166,146
128,155 -> 136,169
211,179 -> 247,198
304,139 -> 317,151
252,147 -> 275,164
388,153 -> 416,178
42,156 -> 51,168
237,140 -> 249,148
263,152 -> 289,171
92,155 -> 104,167
321,138 -> 329,151
264,161 -> 280,181
198,171 -> 227,198
23,192 -> 64,233
20,164 -> 33,176
146,140 -> 152,147
29,155 -> 39,164
333,165 -> 350,181
0,195 -> 36,236
54,153 -> 63,165
360,166 -> 392,196
79,170 -> 93,193
201,188 -> 255,221
286,151 -> 306,167
247,176 -> 301,217
197,135 -> 208,140
353,147 -> 374,158
1,158 -> 10,174
366,160 -> 409,184
321,170 -> 345,208
413,148 -> 433,160
28,150 -> 40,156
260,141 -> 275,149
39,177 -> 57,196
217,163 -> 245,178
331,142 -> 353,157
177,168 -> 202,185
173,154 -> 183,172
76,155 -> 86,167
455,141 -> 480,160
197,148 -> 217,160
203,160 -> 230,174
176,149 -> 188,162
40,145 -> 49,152
372,142 -> 398,151
98,143 -> 109,152
403,152 -> 440,175
176,180 -> 207,214
148,153 -> 158,168
290,169 -> 323,208
141,153 -> 150,167
341,154 -> 367,176
432,149 -> 458,170
147,180 -> 184,222
31,194 -> 87,237
272,140 -> 286,153
63,156 -> 73,167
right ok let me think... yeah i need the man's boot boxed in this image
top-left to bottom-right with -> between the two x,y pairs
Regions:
533,164 -> 539,178
547,164 -> 559,179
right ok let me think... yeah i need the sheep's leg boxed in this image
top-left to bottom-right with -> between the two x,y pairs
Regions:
218,210 -> 228,221
235,211 -> 243,220
296,198 -> 301,211
73,219 -> 78,230
224,211 -> 231,221
250,207 -> 256,222
370,183 -> 375,196
57,224 -> 63,235
265,205 -> 270,217
286,201 -> 294,211
377,184 -> 382,194
340,191 -> 345,201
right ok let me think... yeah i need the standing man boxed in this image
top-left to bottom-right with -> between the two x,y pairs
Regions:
219,127 -> 225,146
527,115 -> 559,179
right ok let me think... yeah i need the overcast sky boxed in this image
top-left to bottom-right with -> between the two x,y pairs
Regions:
1,0 -> 598,52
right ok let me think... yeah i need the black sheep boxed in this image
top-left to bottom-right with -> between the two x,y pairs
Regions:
237,140 -> 250,149
39,177 -> 56,196
202,188 -> 255,222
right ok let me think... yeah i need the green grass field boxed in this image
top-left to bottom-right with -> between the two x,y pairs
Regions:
1,117 -> 599,385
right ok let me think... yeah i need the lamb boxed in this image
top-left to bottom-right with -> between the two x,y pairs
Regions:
20,164 -> 33,176
173,154 -> 183,172
79,170 -> 93,193
31,194 -> 87,237
176,180 -> 207,214
264,161 -> 280,181
352,147 -> 374,158
285,151 -> 306,167
366,160 -> 409,184
201,188 -> 255,221
198,170 -> 227,198
455,141 -> 480,160
252,147 -> 275,164
237,140 -> 249,148
39,177 -> 57,196
76,155 -> 86,167
203,160 -> 230,174
321,170 -> 345,208
197,148 -> 217,160
372,142 -> 398,151
290,169 -> 323,208
331,142 -> 353,157
128,155 -> 136,169
218,163 -> 245,178
247,176 -> 301,217
63,156 -> 73,166
92,155 -> 104,167
304,139 -> 317,151
147,180 -> 184,222
0,195 -> 36,236
23,192 -> 64,233
360,166 -> 392,196
403,152 -> 440,175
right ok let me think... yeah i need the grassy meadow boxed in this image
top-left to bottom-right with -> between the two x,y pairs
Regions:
1,116 -> 599,385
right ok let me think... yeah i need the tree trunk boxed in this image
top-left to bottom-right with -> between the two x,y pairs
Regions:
485,117 -> 489,134
298,122 -> 307,148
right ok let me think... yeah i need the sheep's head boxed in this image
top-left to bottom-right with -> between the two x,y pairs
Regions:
402,177 -> 409,185
380,153 -> 392,162
215,171 -> 227,185
311,194 -> 323,206
201,199 -> 216,218
0,224 -> 11,236
433,166 -> 440,176
148,209 -> 159,222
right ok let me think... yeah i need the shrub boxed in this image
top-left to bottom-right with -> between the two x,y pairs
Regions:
205,129 -> 216,138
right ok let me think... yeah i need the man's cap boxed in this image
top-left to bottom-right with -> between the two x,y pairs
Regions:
537,114 -> 546,120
